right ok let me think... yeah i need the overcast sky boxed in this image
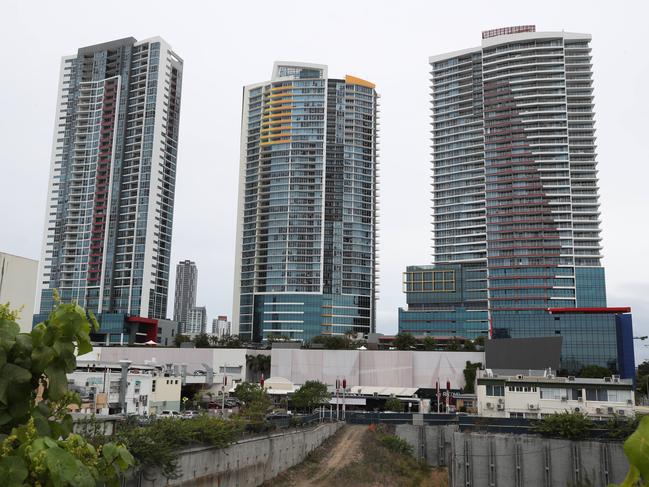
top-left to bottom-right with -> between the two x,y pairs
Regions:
1,0 -> 648,361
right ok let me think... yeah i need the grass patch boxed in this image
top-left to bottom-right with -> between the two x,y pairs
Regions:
329,427 -> 438,487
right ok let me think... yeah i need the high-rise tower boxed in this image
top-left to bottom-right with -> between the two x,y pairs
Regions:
37,37 -> 183,321
173,260 -> 198,328
233,62 -> 379,342
399,27 -> 634,376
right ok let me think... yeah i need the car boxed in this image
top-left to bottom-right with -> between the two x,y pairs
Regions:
159,410 -> 181,418
193,370 -> 207,376
182,410 -> 199,419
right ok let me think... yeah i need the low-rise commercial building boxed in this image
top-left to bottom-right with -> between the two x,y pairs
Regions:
476,369 -> 635,419
68,361 -> 182,415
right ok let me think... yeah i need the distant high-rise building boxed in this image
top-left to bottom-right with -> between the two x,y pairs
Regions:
212,315 -> 231,338
185,306 -> 207,336
36,37 -> 183,321
399,26 -> 634,377
173,260 -> 198,328
233,62 -> 380,342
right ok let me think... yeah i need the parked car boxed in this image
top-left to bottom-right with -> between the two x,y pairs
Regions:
159,410 -> 180,418
182,410 -> 199,419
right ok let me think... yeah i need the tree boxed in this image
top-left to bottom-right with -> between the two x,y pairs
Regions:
462,361 -> 482,394
446,337 -> 460,351
393,332 -> 417,350
311,335 -> 354,350
0,298 -> 133,486
474,335 -> 486,347
219,335 -> 242,348
193,333 -> 210,348
291,381 -> 330,412
637,360 -> 649,397
422,336 -> 437,351
463,340 -> 476,351
384,397 -> 403,412
578,365 -> 611,378
173,334 -> 191,347
233,383 -> 271,424
246,354 -> 270,380
533,411 -> 594,440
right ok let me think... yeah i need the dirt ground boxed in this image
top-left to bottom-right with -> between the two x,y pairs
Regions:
263,425 -> 448,487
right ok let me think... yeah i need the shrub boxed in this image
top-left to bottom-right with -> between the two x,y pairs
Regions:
379,434 -> 413,455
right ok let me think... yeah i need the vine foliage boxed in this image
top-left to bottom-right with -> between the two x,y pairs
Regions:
0,297 -> 133,486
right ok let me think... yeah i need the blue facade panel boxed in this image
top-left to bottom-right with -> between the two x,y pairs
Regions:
615,314 -> 635,380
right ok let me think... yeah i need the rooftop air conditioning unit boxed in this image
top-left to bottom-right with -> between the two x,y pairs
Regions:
574,407 -> 580,413
516,374 -> 524,379
578,397 -> 583,402
596,408 -> 602,414
498,398 -> 504,404
618,410 -> 626,416
627,400 -> 633,405
607,407 -> 614,414
561,396 -> 568,402
568,376 -> 575,381
486,402 -> 493,409
528,404 -> 538,410
496,404 -> 505,411
604,377 -> 612,382
612,375 -> 620,383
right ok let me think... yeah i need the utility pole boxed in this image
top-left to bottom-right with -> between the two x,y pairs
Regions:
222,373 -> 227,417
342,378 -> 347,421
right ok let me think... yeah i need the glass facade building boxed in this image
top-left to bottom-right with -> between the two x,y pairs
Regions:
36,37 -> 183,321
399,27 -> 634,376
233,62 -> 379,342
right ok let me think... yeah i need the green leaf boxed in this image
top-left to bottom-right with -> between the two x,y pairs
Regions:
3,363 -> 31,384
622,415 -> 649,482
44,365 -> 67,401
0,319 -> 20,352
46,446 -> 95,487
31,345 -> 55,374
0,455 -> 28,487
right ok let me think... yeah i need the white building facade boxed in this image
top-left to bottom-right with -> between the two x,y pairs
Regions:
37,37 -> 183,320
0,252 -> 38,332
476,370 -> 635,419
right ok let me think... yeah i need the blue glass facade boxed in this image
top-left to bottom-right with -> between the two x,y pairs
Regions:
422,29 -> 635,375
234,64 -> 378,342
398,264 -> 489,339
492,310 -> 635,378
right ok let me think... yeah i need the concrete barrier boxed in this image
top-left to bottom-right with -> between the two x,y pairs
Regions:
394,424 -> 630,487
133,422 -> 343,486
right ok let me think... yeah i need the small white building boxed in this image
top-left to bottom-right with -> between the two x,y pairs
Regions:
68,361 -> 182,415
476,369 -> 635,419
0,251 -> 38,332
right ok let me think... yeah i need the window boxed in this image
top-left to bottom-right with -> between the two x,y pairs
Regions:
509,412 -> 524,418
486,385 -> 504,396
540,388 -> 567,400
607,390 -> 632,403
586,389 -> 608,401
152,380 -> 156,392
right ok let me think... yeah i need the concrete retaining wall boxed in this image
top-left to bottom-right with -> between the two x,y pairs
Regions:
134,422 -> 342,486
394,425 -> 630,487
395,424 -> 457,467
450,431 -> 629,487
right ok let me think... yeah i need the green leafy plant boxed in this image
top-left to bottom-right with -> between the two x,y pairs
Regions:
291,380 -> 330,412
578,365 -> 612,378
609,415 -> 649,487
0,298 -> 133,486
392,332 -> 417,350
379,434 -> 413,455
422,336 -> 437,351
384,397 -> 403,413
115,415 -> 242,479
532,411 -> 594,440
462,361 -> 482,394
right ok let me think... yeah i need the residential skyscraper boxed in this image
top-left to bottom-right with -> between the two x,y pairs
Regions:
399,26 -> 634,376
185,306 -> 207,336
233,62 -> 379,342
173,260 -> 198,328
36,37 -> 183,322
